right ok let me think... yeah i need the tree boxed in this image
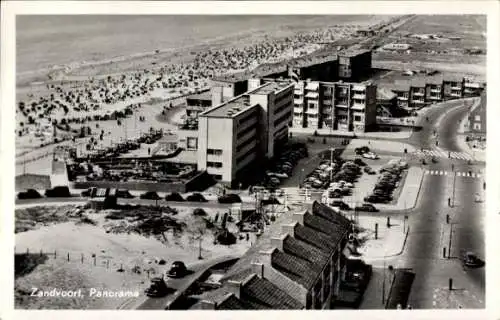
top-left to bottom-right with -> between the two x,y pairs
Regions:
184,216 -> 208,260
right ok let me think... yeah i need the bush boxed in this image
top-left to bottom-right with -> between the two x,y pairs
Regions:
17,189 -> 42,200
140,191 -> 161,200
215,229 -> 237,245
165,192 -> 184,202
193,208 -> 207,216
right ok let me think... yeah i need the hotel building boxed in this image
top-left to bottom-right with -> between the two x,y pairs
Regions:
197,81 -> 294,186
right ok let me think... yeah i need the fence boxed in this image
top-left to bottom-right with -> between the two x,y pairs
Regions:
15,247 -> 165,279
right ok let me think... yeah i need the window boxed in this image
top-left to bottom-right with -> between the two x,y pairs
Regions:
294,94 -> 302,99
236,135 -> 255,152
308,103 -> 315,109
475,115 -> 481,121
274,111 -> 292,127
337,98 -> 348,105
238,110 -> 258,125
207,162 -> 222,168
474,123 -> 481,130
237,124 -> 256,139
187,137 -> 198,150
354,115 -> 362,122
213,174 -> 223,180
236,145 -> 257,164
207,149 -> 222,155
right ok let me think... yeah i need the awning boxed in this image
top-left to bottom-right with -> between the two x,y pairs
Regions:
305,92 -> 319,99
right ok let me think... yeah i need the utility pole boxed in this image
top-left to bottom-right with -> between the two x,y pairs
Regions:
451,170 -> 457,207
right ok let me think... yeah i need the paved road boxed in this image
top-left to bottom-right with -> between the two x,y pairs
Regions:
117,255 -> 239,310
359,98 -> 485,309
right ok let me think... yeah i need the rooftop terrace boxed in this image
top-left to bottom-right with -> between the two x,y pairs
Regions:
201,82 -> 291,118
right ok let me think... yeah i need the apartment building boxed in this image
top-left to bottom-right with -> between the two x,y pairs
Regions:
442,75 -> 465,100
185,90 -> 212,118
464,78 -> 486,97
198,81 -> 294,186
292,80 -> 377,133
338,48 -> 372,82
193,201 -> 354,310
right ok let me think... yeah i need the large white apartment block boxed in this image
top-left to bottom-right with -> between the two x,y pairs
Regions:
198,81 -> 294,186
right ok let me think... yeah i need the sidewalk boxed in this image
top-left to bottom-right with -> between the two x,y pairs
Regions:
355,215 -> 409,264
289,127 -> 412,139
376,166 -> 424,211
345,139 -> 416,154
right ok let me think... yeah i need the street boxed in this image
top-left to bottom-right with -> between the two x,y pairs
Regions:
364,98 -> 485,309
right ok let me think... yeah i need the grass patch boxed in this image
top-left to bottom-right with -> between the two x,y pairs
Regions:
15,253 -> 49,279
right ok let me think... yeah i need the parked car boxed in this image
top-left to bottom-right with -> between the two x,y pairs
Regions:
167,261 -> 188,278
140,191 -> 161,200
355,146 -> 370,155
165,192 -> 185,202
462,252 -> 484,268
218,193 -> 242,204
355,203 -> 379,212
45,186 -> 71,198
186,193 -> 208,202
362,152 -> 379,160
17,189 -> 42,200
364,166 -> 376,175
144,277 -> 169,297
331,200 -> 351,211
116,189 -> 134,198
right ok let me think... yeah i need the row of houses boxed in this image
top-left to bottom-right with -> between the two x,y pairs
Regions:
192,201 -> 366,310
382,75 -> 485,109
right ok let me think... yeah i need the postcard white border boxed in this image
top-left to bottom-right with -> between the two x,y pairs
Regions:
1,1 -> 499,320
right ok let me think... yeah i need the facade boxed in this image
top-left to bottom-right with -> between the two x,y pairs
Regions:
383,75 -> 485,110
292,80 -> 377,132
198,81 -> 294,186
468,91 -> 486,135
194,201 -> 353,310
376,87 -> 398,116
185,90 -> 212,118
210,78 -> 249,107
338,48 -> 372,82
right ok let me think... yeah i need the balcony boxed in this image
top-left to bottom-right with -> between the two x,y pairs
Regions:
412,91 -> 425,96
430,87 -> 442,93
294,98 -> 304,105
397,96 -> 409,101
352,94 -> 366,100
322,99 -> 332,106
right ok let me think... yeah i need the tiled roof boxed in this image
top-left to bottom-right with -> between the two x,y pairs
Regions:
243,275 -> 303,309
283,235 -> 328,266
217,294 -> 251,310
312,201 -> 351,229
294,223 -> 336,252
272,250 -> 321,288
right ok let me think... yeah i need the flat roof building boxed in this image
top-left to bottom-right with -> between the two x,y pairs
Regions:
198,81 -> 294,187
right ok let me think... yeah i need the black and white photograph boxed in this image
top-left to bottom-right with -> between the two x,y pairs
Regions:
1,1 -> 498,316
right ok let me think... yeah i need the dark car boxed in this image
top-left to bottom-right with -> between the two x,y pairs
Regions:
462,252 -> 484,268
166,192 -> 185,202
167,261 -> 188,278
144,277 -> 169,297
331,200 -> 351,211
186,193 -> 208,202
364,166 -> 376,175
218,193 -> 242,204
355,146 -> 370,155
355,203 -> 379,212
17,189 -> 42,200
45,186 -> 71,198
116,189 -> 134,198
140,191 -> 161,200
364,195 -> 391,204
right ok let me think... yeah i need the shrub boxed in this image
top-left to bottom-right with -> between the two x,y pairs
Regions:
186,193 -> 207,202
215,229 -> 237,245
193,208 -> 207,216
45,186 -> 71,198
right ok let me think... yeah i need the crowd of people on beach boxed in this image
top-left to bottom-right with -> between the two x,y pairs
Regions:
17,23 -> 366,143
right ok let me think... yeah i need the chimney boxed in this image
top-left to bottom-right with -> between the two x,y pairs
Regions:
199,300 -> 217,310
292,210 -> 307,225
270,234 -> 288,251
258,248 -> 276,267
226,280 -> 242,299
281,222 -> 298,237
251,262 -> 264,278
